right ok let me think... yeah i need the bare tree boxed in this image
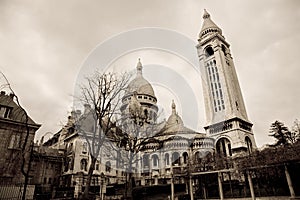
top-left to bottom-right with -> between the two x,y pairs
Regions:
75,71 -> 130,199
0,71 -> 40,200
109,93 -> 164,199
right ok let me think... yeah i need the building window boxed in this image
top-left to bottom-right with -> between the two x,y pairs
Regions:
165,153 -> 170,166
206,60 -> 225,112
105,161 -> 111,173
82,142 -> 87,153
8,134 -> 21,149
0,106 -> 12,118
143,154 -> 149,168
183,152 -> 188,164
245,137 -> 253,154
216,138 -> 232,157
80,159 -> 87,171
205,46 -> 214,57
172,152 -> 180,166
152,154 -> 159,167
95,163 -> 99,170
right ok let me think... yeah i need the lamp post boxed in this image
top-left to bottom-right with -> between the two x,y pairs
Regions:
170,162 -> 174,200
100,173 -> 104,200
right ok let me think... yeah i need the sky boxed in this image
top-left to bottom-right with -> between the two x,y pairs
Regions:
0,0 -> 299,147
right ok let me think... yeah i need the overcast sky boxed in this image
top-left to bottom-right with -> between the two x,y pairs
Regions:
0,0 -> 299,147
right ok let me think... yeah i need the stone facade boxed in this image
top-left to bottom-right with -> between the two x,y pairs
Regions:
196,9 -> 256,155
42,9 -> 257,198
0,91 -> 41,184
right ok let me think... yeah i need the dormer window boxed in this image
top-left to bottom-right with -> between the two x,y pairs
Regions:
0,105 -> 12,118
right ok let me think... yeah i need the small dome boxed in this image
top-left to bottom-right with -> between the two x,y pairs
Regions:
125,59 -> 156,98
163,101 -> 195,134
166,100 -> 184,126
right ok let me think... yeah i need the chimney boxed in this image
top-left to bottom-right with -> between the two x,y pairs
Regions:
9,93 -> 14,100
83,104 -> 91,115
71,111 -> 76,119
76,110 -> 81,116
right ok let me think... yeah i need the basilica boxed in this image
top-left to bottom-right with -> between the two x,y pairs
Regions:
43,9 -> 256,198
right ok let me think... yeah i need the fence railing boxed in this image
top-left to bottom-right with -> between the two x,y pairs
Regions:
0,184 -> 35,200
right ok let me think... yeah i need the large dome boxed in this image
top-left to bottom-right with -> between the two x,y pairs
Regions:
125,59 -> 155,98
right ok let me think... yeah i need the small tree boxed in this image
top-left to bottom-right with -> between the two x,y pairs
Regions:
76,71 -> 130,199
290,119 -> 300,143
108,93 -> 164,199
269,120 -> 291,146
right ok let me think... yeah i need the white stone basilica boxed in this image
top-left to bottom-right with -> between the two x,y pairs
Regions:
44,9 -> 256,196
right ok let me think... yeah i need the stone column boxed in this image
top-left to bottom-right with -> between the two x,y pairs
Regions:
247,171 -> 255,200
189,176 -> 194,200
218,172 -> 224,200
171,165 -> 174,200
285,165 -> 295,198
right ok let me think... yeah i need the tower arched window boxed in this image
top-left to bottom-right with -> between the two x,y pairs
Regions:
205,46 -> 214,57
216,138 -> 232,157
221,44 -> 227,55
245,137 -> 253,154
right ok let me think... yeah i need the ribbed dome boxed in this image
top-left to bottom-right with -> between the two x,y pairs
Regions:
125,59 -> 155,98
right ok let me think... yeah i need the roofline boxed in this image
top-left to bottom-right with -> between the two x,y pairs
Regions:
0,117 -> 41,130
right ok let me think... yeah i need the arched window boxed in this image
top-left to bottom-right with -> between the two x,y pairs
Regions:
183,152 -> 188,164
245,137 -> 253,154
152,154 -> 159,167
216,138 -> 232,157
165,153 -> 170,166
221,44 -> 227,55
105,161 -> 111,172
172,152 -> 180,166
194,151 -> 201,163
143,154 -> 149,168
80,159 -> 87,171
205,46 -> 214,57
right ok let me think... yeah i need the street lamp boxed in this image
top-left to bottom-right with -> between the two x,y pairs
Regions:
100,172 -> 105,200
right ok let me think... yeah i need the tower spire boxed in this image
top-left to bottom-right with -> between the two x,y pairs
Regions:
136,58 -> 143,76
171,100 -> 176,114
199,9 -> 222,39
203,9 -> 210,19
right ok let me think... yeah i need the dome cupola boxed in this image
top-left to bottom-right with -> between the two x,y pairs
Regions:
199,9 -> 222,40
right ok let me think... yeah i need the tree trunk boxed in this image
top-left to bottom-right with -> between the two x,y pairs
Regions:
82,155 -> 97,200
125,154 -> 134,200
22,142 -> 33,200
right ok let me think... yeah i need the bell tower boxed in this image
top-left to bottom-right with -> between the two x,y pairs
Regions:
196,9 -> 256,155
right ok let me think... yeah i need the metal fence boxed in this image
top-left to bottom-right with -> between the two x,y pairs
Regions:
0,184 -> 35,200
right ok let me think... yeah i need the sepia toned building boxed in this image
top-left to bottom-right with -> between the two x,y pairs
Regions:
0,91 -> 41,184
42,9 -> 257,198
196,9 -> 256,156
